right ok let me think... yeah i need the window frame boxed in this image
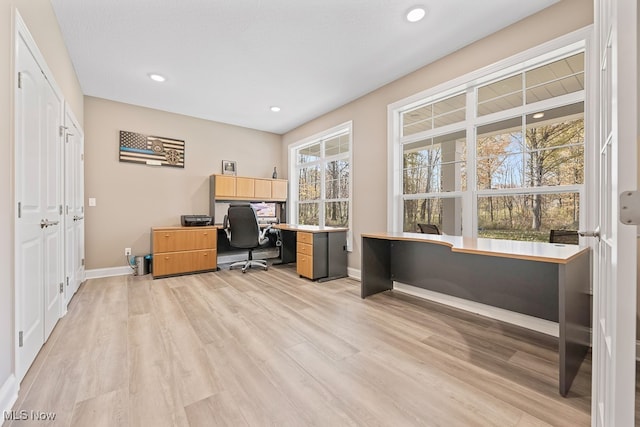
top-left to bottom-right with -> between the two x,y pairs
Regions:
388,30 -> 592,239
288,121 -> 353,250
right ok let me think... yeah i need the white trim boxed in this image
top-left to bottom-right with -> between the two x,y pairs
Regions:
288,121 -> 353,250
393,282 -> 560,337
347,267 -> 361,281
84,266 -> 133,279
0,374 -> 18,419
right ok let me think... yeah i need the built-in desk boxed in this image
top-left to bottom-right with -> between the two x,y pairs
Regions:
273,224 -> 348,281
361,232 -> 591,396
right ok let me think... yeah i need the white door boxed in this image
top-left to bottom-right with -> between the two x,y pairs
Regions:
42,76 -> 63,338
63,108 -> 85,305
15,35 -> 46,380
15,31 -> 64,380
592,0 -> 637,425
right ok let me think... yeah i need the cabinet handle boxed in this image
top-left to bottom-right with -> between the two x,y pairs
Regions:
164,256 -> 170,260
203,232 -> 208,236
164,234 -> 170,237
203,253 -> 208,256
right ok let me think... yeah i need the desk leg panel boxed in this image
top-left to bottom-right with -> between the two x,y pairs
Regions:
558,250 -> 591,396
390,241 -> 559,321
361,238 -> 392,298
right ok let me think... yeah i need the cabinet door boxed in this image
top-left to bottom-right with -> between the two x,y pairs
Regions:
215,175 -> 236,198
236,177 -> 255,198
254,179 -> 272,199
272,180 -> 288,200
153,249 -> 216,277
297,253 -> 313,279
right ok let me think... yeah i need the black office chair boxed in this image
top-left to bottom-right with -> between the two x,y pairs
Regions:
549,229 -> 579,245
418,223 -> 441,235
223,204 -> 271,273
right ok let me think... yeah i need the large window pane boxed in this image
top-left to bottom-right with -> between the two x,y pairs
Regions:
298,165 -> 320,200
298,203 -> 319,225
477,192 -> 579,241
477,118 -> 524,190
325,160 -> 349,199
525,103 -> 584,187
403,197 -> 462,235
325,202 -> 349,227
403,132 -> 466,194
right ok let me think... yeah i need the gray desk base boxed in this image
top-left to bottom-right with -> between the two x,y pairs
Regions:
361,236 -> 591,397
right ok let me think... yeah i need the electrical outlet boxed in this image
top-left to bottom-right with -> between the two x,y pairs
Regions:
124,247 -> 132,256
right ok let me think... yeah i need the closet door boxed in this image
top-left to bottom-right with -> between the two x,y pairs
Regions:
15,33 -> 64,381
64,108 -> 85,304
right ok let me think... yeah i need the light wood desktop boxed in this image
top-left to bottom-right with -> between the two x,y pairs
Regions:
361,231 -> 591,397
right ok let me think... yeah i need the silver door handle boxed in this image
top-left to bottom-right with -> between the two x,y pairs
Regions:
40,219 -> 59,228
73,215 -> 84,222
578,226 -> 600,240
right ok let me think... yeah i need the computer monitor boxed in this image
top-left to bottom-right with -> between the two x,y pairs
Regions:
250,202 -> 277,219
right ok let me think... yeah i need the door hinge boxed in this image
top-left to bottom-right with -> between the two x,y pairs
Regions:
66,276 -> 69,287
81,153 -> 84,161
17,72 -> 22,89
81,258 -> 85,266
65,205 -> 69,215
59,125 -> 67,137
81,206 -> 84,214
620,191 -> 640,225
17,202 -> 21,218
59,282 -> 63,293
59,205 -> 63,215
18,331 -> 23,347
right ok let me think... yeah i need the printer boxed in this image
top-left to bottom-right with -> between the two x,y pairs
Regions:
180,215 -> 213,227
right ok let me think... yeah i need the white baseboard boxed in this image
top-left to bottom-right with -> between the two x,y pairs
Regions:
347,267 -> 361,281
0,374 -> 18,419
84,266 -> 133,280
393,282 -> 560,337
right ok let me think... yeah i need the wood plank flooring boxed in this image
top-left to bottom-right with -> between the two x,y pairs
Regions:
7,264 -> 593,426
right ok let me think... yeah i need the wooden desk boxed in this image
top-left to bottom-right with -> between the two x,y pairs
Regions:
273,224 -> 348,281
361,232 -> 591,396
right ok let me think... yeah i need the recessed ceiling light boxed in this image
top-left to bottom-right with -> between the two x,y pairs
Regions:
406,7 -> 426,23
148,73 -> 166,82
533,112 -> 545,119
270,106 -> 281,112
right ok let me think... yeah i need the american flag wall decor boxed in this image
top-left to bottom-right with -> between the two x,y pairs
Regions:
119,130 -> 185,168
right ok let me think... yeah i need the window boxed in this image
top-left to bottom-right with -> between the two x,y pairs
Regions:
290,122 -> 352,247
391,38 -> 587,242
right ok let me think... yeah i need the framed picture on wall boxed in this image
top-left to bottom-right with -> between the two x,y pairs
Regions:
222,160 -> 237,175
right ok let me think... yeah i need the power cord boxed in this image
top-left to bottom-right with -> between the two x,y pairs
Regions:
126,255 -> 136,274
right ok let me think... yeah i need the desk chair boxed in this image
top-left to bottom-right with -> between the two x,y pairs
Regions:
223,204 -> 271,273
418,223 -> 441,235
549,229 -> 579,245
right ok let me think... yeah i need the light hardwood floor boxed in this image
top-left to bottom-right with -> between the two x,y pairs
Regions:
6,264 -> 592,426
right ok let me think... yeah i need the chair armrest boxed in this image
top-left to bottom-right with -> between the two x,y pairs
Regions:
258,224 -> 272,245
222,214 -> 231,240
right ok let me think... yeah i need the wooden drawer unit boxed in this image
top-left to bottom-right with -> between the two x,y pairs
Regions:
152,226 -> 217,278
296,232 -> 327,280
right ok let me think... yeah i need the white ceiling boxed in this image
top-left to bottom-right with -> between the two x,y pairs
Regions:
50,0 -> 560,135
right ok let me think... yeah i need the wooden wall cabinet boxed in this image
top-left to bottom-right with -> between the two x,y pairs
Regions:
210,174 -> 287,201
152,226 -> 217,278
